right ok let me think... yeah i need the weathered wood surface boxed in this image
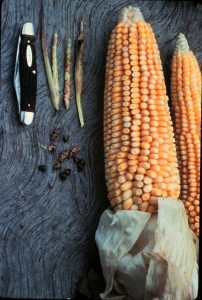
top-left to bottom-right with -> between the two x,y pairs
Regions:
0,0 -> 201,299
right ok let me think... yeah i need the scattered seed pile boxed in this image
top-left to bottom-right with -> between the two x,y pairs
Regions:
38,128 -> 85,180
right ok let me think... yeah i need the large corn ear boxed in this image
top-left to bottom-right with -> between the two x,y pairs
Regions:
171,33 -> 201,236
104,6 -> 180,212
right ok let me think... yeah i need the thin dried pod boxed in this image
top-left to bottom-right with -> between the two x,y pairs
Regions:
64,38 -> 72,109
41,8 -> 59,110
52,32 -> 60,107
75,20 -> 85,127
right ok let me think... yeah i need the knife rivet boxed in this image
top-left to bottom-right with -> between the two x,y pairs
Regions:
32,70 -> 36,74
27,40 -> 30,43
28,104 -> 30,107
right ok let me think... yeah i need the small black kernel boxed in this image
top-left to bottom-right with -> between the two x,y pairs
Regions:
63,168 -> 71,176
59,172 -> 67,181
50,128 -> 61,141
73,156 -> 79,163
59,168 -> 71,181
75,158 -> 85,172
62,135 -> 69,143
38,165 -> 46,172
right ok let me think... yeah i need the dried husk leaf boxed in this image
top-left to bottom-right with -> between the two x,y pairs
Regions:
52,32 -> 60,106
41,10 -> 59,110
95,198 -> 198,300
75,21 -> 84,127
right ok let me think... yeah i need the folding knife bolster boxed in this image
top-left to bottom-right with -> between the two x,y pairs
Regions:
19,34 -> 37,112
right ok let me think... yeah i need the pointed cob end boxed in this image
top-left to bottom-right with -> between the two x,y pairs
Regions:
120,6 -> 144,25
175,33 -> 190,54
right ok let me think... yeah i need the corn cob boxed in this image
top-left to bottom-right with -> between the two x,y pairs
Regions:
171,33 -> 201,236
104,6 -> 180,212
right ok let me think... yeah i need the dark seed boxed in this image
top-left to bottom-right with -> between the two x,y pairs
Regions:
50,134 -> 54,141
38,165 -> 46,172
50,134 -> 56,141
73,156 -> 79,163
59,168 -> 71,181
50,128 -> 61,141
48,145 -> 56,152
80,158 -> 85,165
62,135 -> 69,143
59,172 -> 67,181
70,146 -> 80,155
53,162 -> 61,170
58,150 -> 69,162
53,128 -> 61,134
68,151 -> 73,159
74,157 -> 85,165
75,158 -> 85,172
63,168 -> 71,176
77,164 -> 84,172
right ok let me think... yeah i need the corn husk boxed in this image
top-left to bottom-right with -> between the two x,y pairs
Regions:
95,198 -> 198,300
52,32 -> 60,106
41,9 -> 60,110
75,21 -> 84,127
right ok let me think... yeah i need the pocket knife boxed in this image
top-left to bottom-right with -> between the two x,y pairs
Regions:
14,23 -> 37,125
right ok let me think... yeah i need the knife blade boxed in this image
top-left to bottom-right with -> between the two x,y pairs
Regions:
14,23 -> 37,125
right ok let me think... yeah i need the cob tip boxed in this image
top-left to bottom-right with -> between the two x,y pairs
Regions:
175,33 -> 190,54
119,6 -> 144,25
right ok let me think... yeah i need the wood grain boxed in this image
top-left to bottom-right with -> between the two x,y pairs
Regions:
0,0 -> 201,299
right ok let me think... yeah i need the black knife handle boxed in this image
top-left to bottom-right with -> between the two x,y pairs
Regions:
19,34 -> 37,112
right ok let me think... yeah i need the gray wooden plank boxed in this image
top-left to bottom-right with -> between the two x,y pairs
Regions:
0,0 -> 201,299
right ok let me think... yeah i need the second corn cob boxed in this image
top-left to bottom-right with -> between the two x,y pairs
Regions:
104,6 -> 180,212
171,33 -> 201,236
